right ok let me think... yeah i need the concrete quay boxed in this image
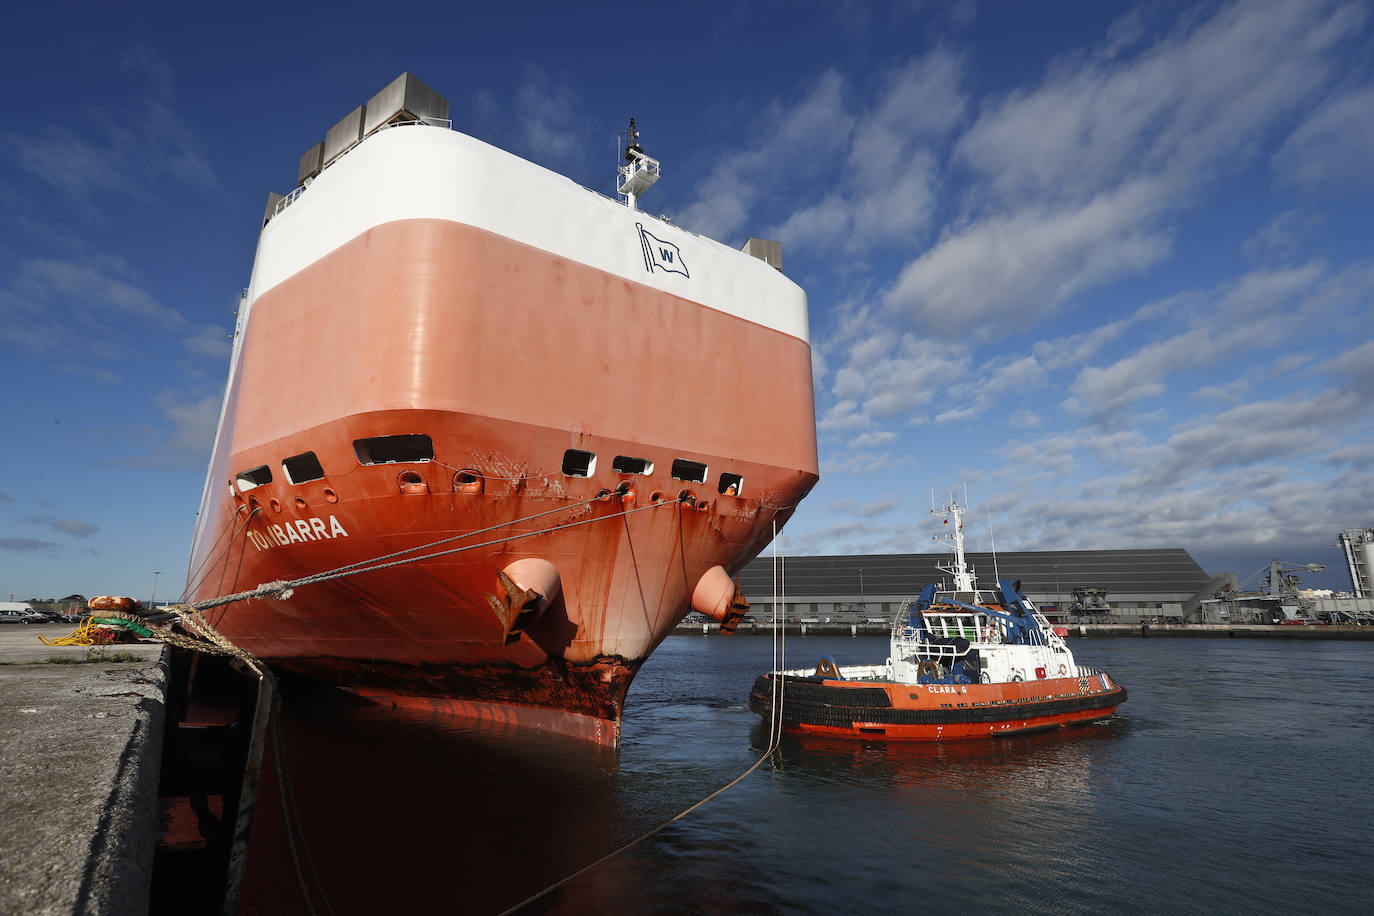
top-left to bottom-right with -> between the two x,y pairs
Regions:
0,624 -> 167,915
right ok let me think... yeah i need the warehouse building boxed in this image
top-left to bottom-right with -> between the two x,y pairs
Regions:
730,548 -> 1212,625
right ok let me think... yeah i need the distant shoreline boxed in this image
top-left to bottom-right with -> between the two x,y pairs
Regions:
671,622 -> 1374,640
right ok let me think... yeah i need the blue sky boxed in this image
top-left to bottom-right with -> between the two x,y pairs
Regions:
3,0 -> 1372,601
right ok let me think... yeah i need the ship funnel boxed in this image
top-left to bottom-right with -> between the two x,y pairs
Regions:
691,565 -> 750,634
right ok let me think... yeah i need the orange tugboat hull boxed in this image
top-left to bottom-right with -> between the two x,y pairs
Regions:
749,673 -> 1126,741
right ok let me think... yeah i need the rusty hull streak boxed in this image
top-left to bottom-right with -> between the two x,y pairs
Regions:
271,653 -> 642,724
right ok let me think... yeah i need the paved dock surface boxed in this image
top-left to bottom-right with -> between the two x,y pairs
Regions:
0,625 -> 166,915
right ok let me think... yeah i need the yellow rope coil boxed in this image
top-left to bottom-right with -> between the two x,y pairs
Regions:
37,617 -> 104,647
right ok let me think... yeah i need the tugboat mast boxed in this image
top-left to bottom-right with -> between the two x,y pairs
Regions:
932,488 -> 976,594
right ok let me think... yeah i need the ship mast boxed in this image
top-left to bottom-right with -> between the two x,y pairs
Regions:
932,488 -> 976,593
617,118 -> 660,211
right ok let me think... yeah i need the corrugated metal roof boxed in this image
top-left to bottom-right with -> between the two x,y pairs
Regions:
738,548 -> 1210,600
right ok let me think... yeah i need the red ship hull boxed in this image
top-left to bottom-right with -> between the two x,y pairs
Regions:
187,125 -> 818,745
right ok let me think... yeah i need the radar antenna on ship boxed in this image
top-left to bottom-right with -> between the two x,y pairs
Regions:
618,117 -> 660,211
932,486 -> 976,594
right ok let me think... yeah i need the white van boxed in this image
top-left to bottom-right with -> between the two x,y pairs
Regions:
0,601 -> 42,624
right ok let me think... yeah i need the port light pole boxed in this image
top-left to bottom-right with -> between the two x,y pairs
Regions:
150,571 -> 161,610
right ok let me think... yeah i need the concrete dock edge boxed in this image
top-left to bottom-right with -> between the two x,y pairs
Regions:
0,628 -> 168,916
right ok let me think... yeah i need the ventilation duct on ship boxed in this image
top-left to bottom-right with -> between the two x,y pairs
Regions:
323,105 -> 366,167
741,237 -> 783,271
363,72 -> 449,135
691,565 -> 750,634
299,142 -> 324,185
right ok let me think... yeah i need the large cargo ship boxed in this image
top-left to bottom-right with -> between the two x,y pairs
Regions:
184,73 -> 819,745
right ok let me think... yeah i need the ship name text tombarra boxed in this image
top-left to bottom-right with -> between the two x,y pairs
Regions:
248,515 -> 350,551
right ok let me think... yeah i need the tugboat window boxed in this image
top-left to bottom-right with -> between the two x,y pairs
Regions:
235,465 -> 273,492
562,449 -> 596,477
354,434 -> 434,465
670,459 -> 708,483
282,451 -> 325,484
612,455 -> 654,475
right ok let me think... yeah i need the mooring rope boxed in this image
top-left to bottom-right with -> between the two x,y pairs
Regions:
187,490 -> 674,613
180,504 -> 256,602
239,489 -> 615,595
271,713 -> 335,916
497,531 -> 792,915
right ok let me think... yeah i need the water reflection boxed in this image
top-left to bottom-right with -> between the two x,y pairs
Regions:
241,695 -> 629,915
237,637 -> 1372,915
758,721 -> 1121,794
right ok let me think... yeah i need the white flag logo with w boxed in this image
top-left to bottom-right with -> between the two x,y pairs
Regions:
637,223 -> 690,278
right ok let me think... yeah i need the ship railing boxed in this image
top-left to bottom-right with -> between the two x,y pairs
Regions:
270,185 -> 309,220
776,663 -> 886,680
269,116 -> 456,223
916,611 -> 1003,644
891,636 -> 968,662
376,115 -> 454,132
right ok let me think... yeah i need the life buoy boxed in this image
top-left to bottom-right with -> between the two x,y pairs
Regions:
979,671 -> 991,684
1057,664 -> 1067,676
89,596 -> 139,613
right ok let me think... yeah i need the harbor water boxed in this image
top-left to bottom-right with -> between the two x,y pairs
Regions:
240,636 -> 1374,914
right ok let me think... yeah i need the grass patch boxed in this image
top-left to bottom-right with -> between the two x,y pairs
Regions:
37,649 -> 147,664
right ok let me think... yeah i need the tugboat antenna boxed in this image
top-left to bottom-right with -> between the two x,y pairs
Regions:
988,508 -> 1001,586
932,488 -> 976,594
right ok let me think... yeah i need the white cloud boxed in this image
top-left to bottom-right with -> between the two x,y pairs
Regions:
885,179 -> 1173,335
818,399 -> 870,435
4,127 -> 135,203
956,1 -> 1365,205
1273,85 -> 1374,189
1066,261 -> 1332,420
121,391 -> 222,469
683,49 -> 968,253
5,48 -> 223,205
2,256 -> 187,355
0,538 -> 63,554
935,406 -> 979,424
830,332 -> 970,423
821,450 -> 892,475
515,68 -> 588,177
47,519 -> 99,538
678,71 -> 854,241
1243,209 -> 1322,260
885,1 -> 1365,339
859,498 -> 900,518
848,430 -> 897,449
183,324 -> 232,359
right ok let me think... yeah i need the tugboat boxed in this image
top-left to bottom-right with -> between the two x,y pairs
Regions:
749,496 -> 1126,740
